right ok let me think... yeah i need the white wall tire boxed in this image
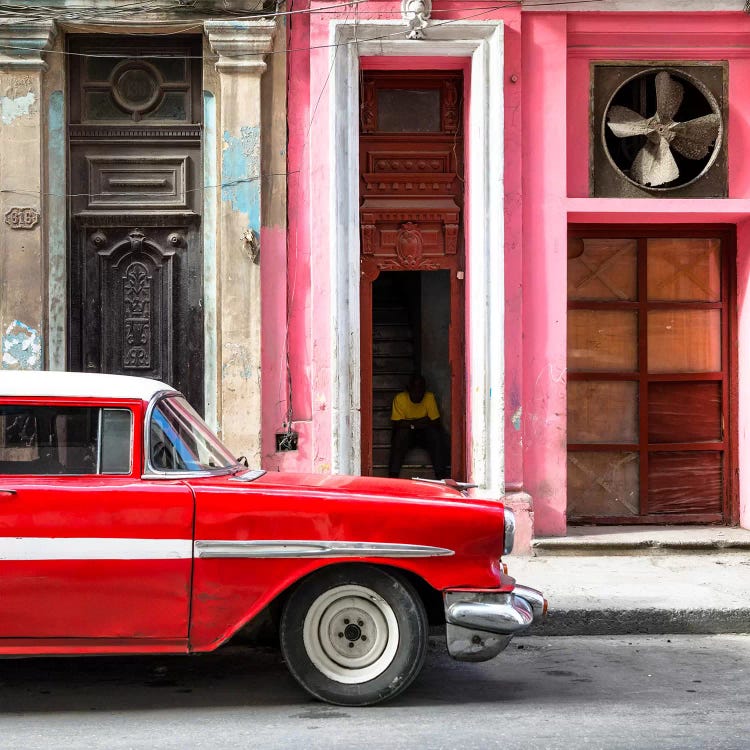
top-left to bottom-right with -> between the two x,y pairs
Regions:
280,565 -> 428,706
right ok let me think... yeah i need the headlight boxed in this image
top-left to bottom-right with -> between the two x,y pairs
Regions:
503,508 -> 516,556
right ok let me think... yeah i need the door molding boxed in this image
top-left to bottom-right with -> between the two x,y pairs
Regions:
330,20 -> 505,493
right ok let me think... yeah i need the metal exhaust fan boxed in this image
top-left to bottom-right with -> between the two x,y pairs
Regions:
593,65 -> 727,197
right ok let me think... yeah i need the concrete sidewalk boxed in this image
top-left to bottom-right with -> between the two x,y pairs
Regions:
507,527 -> 750,636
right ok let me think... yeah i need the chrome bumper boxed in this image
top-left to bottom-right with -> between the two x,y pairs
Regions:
443,585 -> 547,662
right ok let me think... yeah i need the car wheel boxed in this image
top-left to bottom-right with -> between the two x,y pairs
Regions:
280,564 -> 428,706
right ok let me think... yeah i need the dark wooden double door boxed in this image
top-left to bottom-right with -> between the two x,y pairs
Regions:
67,36 -> 204,410
567,227 -> 735,524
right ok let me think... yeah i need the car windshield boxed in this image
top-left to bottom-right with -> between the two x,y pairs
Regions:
148,395 -> 238,472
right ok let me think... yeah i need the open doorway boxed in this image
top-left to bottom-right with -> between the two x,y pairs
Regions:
369,271 -> 452,478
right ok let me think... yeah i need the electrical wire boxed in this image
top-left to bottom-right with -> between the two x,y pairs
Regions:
0,0 -> 605,59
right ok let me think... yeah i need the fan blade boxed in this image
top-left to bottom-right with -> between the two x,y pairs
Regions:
671,113 -> 721,160
654,71 -> 684,120
607,105 -> 655,137
631,137 -> 679,187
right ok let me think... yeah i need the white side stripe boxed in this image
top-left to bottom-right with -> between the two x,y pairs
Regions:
0,538 -> 193,561
0,537 -> 454,561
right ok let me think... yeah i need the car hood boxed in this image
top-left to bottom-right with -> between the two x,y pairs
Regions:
241,471 -> 499,509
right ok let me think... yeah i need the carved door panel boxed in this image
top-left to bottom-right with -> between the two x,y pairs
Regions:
359,71 -> 465,479
70,224 -> 202,407
67,36 -> 204,411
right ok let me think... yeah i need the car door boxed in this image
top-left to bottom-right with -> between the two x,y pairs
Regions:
0,399 -> 194,642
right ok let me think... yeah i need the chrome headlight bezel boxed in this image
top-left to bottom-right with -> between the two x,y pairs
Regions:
503,508 -> 516,556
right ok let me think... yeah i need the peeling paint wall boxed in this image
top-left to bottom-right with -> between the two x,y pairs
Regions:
221,125 -> 261,231
0,91 -> 35,125
0,66 -> 46,372
2,321 -> 42,369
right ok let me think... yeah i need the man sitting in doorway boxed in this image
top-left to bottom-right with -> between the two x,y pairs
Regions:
388,374 -> 448,480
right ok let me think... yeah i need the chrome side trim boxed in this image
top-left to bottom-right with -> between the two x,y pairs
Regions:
229,469 -> 266,482
194,540 -> 455,559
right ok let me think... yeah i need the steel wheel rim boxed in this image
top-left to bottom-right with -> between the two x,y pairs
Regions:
302,584 -> 400,684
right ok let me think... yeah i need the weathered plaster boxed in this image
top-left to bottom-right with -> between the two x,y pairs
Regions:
221,126 -> 261,230
2,321 -> 42,370
0,91 -> 35,125
203,89 -> 218,430
47,89 -> 65,371
205,19 -> 275,462
0,23 -> 54,378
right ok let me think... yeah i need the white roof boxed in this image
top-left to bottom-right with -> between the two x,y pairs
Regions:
0,371 -> 177,401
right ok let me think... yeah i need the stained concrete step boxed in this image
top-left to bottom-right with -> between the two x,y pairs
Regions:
532,526 -> 750,556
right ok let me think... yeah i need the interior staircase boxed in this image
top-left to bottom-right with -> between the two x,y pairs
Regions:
370,274 -> 434,479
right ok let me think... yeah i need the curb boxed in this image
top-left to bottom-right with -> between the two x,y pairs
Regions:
532,541 -> 750,555
527,608 -> 750,636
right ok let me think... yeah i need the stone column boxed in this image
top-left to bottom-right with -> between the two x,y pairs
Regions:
0,21 -> 55,370
205,20 -> 275,462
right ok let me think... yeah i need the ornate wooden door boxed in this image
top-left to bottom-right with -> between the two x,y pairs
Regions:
67,36 -> 204,410
359,71 -> 465,478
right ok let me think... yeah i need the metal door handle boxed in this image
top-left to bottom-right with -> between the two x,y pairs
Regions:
0,489 -> 17,496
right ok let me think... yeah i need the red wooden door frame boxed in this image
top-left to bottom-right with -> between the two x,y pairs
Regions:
359,71 -> 466,480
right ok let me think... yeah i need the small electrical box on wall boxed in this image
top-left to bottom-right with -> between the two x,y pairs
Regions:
276,431 -> 299,452
590,62 -> 728,198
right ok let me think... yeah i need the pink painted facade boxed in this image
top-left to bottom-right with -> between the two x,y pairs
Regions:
262,3 -> 750,544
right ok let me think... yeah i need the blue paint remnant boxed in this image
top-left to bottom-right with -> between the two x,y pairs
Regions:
47,91 -> 66,371
1,91 -> 35,125
2,321 -> 42,370
222,126 -> 261,231
512,406 -> 522,431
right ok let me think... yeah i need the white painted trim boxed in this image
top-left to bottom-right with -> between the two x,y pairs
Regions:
0,537 -> 192,561
202,90 -> 219,431
329,20 -> 505,496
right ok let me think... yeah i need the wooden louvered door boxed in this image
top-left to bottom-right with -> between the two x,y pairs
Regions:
567,226 -> 736,524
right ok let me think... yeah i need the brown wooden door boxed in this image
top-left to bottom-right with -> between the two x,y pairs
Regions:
359,72 -> 465,479
567,226 -> 735,524
67,36 -> 204,411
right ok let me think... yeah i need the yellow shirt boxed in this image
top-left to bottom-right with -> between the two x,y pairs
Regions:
391,391 -> 440,422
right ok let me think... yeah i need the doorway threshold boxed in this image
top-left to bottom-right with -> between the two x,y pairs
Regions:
533,525 -> 750,556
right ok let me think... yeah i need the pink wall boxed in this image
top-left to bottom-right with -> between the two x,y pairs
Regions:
521,13 -> 569,536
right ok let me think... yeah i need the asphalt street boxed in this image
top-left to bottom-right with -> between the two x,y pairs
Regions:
0,635 -> 747,750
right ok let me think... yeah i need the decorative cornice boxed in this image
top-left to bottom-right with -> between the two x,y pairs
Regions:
204,20 -> 276,76
0,21 -> 56,71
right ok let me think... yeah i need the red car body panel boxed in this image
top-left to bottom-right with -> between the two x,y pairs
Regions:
187,474 -> 507,650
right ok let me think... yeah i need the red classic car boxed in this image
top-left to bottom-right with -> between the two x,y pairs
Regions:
0,371 -> 545,706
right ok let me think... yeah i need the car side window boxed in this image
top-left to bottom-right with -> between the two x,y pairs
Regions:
0,405 -> 132,475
